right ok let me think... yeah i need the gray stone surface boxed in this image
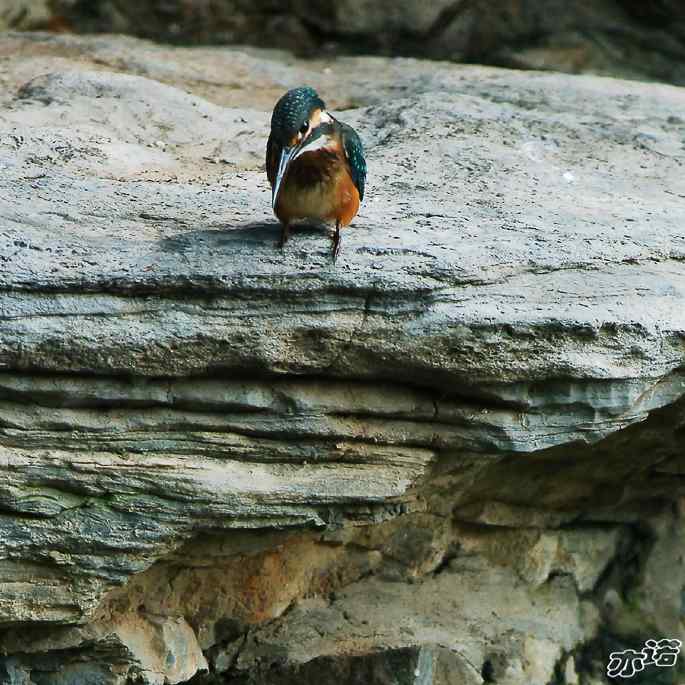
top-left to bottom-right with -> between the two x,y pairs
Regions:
0,33 -> 684,684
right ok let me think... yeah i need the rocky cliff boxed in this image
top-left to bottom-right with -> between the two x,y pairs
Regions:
0,32 -> 684,685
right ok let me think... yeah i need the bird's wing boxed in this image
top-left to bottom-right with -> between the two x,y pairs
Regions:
339,122 -> 366,202
265,132 -> 280,187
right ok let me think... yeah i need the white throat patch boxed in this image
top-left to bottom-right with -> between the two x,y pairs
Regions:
292,133 -> 335,160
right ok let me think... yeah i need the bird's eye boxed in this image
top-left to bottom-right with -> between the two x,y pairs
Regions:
299,122 -> 309,135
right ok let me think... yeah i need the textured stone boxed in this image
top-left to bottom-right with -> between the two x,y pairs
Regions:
4,1 -> 685,85
0,1 -> 51,31
451,525 -> 620,591
0,32 -> 684,684
225,645 -> 482,685
227,559 -> 584,685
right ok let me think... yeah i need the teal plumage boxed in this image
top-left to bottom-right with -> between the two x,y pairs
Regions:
269,87 -> 325,146
266,86 -> 367,260
340,122 -> 366,202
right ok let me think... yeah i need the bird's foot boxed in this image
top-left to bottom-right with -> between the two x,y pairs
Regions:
278,223 -> 290,249
331,222 -> 341,262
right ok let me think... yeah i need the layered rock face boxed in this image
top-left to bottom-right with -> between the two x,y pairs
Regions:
0,32 -> 684,685
3,1 -> 685,85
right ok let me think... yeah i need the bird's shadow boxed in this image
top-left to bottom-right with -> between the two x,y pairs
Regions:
158,220 -> 332,255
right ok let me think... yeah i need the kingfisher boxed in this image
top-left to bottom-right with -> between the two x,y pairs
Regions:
266,87 -> 366,260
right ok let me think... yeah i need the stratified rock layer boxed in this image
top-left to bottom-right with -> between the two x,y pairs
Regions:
0,33 -> 684,685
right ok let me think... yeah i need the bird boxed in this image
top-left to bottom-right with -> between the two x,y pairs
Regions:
266,86 -> 366,261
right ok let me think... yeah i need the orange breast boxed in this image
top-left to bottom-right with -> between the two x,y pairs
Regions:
334,171 -> 360,227
275,158 -> 360,227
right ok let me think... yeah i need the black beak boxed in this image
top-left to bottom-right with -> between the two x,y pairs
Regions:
272,146 -> 296,210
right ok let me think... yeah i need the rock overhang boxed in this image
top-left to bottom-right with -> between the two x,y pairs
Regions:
0,32 -> 684,685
